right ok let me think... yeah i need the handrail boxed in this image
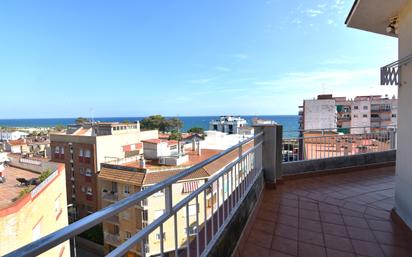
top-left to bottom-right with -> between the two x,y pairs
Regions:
283,125 -> 397,134
5,132 -> 264,257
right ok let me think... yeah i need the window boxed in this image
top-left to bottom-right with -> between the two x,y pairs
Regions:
85,168 -> 92,177
142,210 -> 148,222
60,147 -> 64,155
392,114 -> 397,118
84,149 -> 91,162
79,168 -> 84,175
156,232 -> 166,240
363,114 -> 368,118
184,204 -> 198,217
354,106 -> 359,110
353,114 -> 358,118
32,221 -> 42,241
141,198 -> 148,207
79,149 -> 84,157
363,106 -> 368,110
86,186 -> 92,195
124,185 -> 130,194
125,231 -> 132,239
185,226 -> 197,236
55,146 -> 60,154
154,210 -> 165,219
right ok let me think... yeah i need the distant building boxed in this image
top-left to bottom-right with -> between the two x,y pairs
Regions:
299,94 -> 398,133
0,131 -> 28,141
50,122 -> 157,219
0,155 -> 69,257
4,139 -> 29,154
209,116 -> 248,134
97,140 -> 249,257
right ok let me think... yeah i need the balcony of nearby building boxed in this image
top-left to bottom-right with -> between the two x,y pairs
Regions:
5,124 -> 409,257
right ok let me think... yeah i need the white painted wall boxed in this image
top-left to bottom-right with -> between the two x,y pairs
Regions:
0,131 -> 28,141
351,100 -> 371,134
303,99 -> 337,130
395,2 -> 412,228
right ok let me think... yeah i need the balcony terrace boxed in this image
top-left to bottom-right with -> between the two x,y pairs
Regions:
234,165 -> 412,257
5,125 -> 406,257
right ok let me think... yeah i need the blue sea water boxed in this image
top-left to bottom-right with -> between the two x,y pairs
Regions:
0,115 -> 299,136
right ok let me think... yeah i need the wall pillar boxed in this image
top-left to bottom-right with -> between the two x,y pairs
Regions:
253,124 -> 283,187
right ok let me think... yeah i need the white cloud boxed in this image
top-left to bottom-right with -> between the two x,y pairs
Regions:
305,9 -> 324,17
233,53 -> 248,60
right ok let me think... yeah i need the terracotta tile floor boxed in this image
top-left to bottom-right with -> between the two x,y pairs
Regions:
234,166 -> 412,257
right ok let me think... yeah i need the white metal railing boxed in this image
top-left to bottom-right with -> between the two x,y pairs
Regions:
5,132 -> 263,257
282,126 -> 396,162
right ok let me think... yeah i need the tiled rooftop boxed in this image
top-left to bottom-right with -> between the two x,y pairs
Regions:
0,166 -> 39,209
234,166 -> 412,257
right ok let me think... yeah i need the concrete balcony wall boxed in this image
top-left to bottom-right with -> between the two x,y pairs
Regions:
283,150 -> 396,176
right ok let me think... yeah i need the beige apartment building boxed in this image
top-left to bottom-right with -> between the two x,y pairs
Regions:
50,122 -> 157,219
0,157 -> 69,257
97,142 -> 249,257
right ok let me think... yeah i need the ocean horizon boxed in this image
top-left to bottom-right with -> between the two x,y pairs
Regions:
0,115 -> 299,136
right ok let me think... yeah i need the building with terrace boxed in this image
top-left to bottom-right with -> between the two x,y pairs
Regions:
50,122 -> 157,219
0,155 -> 69,257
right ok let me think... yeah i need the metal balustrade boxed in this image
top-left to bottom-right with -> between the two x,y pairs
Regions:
381,53 -> 412,85
282,126 -> 396,162
5,132 -> 264,257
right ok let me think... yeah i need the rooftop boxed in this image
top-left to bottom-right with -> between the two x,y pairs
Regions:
0,166 -> 39,209
234,166 -> 412,257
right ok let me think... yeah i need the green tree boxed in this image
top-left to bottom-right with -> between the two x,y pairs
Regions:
75,117 -> 90,125
169,130 -> 182,141
140,115 -> 183,133
187,127 -> 204,134
54,124 -> 66,132
166,117 -> 183,132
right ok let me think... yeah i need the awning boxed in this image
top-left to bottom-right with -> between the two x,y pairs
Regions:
182,181 -> 199,193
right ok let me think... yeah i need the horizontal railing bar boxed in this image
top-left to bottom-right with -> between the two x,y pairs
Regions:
382,53 -> 412,68
107,141 -> 263,257
283,132 -> 392,140
5,132 -> 263,257
283,125 -> 397,134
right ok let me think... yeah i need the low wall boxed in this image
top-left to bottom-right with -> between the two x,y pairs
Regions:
282,150 -> 396,176
208,171 -> 264,257
7,155 -> 59,174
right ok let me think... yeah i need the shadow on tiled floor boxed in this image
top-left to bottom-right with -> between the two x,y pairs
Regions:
233,166 -> 412,257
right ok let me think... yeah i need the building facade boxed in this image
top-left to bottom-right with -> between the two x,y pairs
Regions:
299,94 -> 398,133
209,116 -> 248,134
0,159 -> 69,257
50,122 -> 157,219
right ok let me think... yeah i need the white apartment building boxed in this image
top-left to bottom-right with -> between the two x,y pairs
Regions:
209,116 -> 248,134
0,131 -> 28,141
300,94 -> 398,133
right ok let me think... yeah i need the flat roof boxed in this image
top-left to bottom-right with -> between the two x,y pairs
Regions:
0,166 -> 39,209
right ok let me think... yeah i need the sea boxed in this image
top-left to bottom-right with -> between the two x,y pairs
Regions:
0,115 -> 300,137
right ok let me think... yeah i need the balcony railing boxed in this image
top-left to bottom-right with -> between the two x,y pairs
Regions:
6,131 -> 264,257
102,192 -> 119,202
381,53 -> 412,85
282,126 -> 396,162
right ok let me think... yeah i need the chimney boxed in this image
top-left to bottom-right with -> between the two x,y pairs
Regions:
197,140 -> 201,156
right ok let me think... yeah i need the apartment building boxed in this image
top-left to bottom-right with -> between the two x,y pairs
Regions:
50,122 -> 157,219
98,141 -> 247,257
209,116 -> 248,134
0,131 -> 28,141
299,94 -> 398,133
0,156 -> 69,256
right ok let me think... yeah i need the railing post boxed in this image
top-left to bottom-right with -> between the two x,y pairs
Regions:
253,124 -> 283,188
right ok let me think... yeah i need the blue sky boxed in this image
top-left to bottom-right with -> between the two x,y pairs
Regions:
0,0 -> 398,118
